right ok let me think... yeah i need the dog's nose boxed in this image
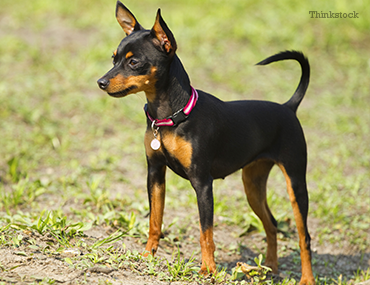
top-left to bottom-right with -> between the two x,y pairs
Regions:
97,78 -> 110,90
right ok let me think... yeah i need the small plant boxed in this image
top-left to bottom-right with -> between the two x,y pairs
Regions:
7,156 -> 22,183
231,254 -> 272,283
84,176 -> 113,210
354,268 -> 370,283
0,178 -> 46,211
166,248 -> 200,281
91,230 -> 126,250
12,234 -> 23,247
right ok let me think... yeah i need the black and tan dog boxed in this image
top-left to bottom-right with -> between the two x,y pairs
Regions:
97,2 -> 315,284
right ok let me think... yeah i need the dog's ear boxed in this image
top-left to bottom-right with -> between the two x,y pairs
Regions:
116,1 -> 143,36
151,9 -> 177,55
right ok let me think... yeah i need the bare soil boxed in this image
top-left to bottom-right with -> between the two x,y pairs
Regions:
1,205 -> 369,284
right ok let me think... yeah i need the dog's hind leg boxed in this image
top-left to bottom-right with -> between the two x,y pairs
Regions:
278,162 -> 315,285
242,159 -> 278,273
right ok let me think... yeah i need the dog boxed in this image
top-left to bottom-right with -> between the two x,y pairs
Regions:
97,2 -> 315,284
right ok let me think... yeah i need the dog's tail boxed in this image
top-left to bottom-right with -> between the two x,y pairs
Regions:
256,50 -> 310,113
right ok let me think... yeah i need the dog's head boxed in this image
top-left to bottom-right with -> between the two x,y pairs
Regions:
97,1 -> 177,101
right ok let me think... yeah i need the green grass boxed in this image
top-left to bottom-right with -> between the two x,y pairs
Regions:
1,0 -> 370,284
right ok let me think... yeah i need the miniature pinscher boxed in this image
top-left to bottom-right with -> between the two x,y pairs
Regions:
97,2 -> 315,284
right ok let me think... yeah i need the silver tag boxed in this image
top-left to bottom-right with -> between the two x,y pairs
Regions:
150,138 -> 161,150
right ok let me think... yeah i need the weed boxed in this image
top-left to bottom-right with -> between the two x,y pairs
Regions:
231,254 -> 272,283
354,268 -> 370,283
7,156 -> 22,183
91,231 -> 126,250
0,178 -> 46,212
166,249 -> 200,281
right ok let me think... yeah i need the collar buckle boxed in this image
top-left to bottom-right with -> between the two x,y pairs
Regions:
171,109 -> 187,126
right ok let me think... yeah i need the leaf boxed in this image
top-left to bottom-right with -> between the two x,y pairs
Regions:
78,222 -> 93,232
7,156 -> 20,182
128,212 -> 136,230
91,231 -> 125,249
231,265 -> 245,281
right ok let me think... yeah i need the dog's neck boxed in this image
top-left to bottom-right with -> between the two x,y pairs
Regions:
145,54 -> 191,120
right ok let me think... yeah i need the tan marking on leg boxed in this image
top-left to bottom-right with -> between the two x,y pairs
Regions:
162,132 -> 192,169
278,164 -> 315,285
199,226 -> 216,274
144,179 -> 166,257
242,160 -> 277,273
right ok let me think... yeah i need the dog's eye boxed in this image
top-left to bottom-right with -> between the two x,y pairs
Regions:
129,58 -> 139,68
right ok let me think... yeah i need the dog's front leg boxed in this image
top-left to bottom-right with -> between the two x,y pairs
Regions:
144,160 -> 166,256
192,175 -> 216,274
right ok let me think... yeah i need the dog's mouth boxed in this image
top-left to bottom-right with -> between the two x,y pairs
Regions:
108,86 -> 137,98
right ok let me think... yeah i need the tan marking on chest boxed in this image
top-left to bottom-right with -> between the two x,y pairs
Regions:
144,130 -> 192,169
162,132 -> 192,169
145,130 -> 162,158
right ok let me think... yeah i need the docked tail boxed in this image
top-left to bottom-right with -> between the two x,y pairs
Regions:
256,50 -> 310,113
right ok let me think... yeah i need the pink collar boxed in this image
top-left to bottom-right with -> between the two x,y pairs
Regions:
145,87 -> 199,127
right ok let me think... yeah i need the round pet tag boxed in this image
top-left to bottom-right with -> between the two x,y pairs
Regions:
150,138 -> 161,150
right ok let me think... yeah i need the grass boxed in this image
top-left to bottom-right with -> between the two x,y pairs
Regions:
1,0 -> 370,284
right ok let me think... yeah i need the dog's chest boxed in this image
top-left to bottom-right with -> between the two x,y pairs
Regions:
145,130 -> 193,171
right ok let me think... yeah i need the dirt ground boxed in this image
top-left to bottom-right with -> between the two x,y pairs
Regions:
1,212 -> 369,284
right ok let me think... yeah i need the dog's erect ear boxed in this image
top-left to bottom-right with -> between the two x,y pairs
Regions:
116,1 -> 143,36
151,9 -> 177,55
